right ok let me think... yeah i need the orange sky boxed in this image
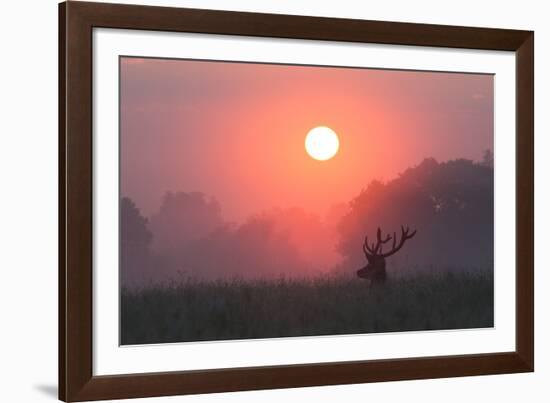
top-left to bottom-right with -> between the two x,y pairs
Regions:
121,57 -> 493,223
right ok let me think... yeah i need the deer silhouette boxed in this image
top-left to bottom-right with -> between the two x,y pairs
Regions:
357,226 -> 417,285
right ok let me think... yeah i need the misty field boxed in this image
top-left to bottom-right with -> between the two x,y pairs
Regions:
120,269 -> 493,345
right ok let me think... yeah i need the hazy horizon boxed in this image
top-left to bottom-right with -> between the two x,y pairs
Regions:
121,57 -> 493,223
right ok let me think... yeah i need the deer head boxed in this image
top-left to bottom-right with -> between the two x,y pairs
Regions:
356,226 -> 417,284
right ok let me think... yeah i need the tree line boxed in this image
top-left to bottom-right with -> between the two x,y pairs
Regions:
121,153 -> 493,287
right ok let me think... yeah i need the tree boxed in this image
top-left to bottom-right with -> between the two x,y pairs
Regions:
121,197 -> 152,248
149,191 -> 223,254
120,197 -> 153,287
336,158 -> 494,276
481,149 -> 494,168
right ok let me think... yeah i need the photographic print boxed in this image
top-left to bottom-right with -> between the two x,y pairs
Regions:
119,57 -> 494,345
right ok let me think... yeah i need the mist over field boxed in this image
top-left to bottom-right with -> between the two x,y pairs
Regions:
121,156 -> 494,287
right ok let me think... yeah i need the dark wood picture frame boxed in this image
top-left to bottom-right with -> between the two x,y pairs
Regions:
59,1 -> 534,401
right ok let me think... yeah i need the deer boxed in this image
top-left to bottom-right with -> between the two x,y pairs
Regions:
356,226 -> 417,285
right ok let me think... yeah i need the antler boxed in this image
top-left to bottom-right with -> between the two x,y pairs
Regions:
380,225 -> 417,258
363,227 -> 392,258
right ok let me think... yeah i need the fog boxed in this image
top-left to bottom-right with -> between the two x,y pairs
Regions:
121,156 -> 493,288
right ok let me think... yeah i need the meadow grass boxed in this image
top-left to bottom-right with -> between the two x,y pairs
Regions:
120,269 -> 493,345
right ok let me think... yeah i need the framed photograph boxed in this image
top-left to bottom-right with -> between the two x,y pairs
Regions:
59,1 -> 534,401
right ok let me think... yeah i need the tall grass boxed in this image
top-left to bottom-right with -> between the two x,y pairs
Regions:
120,269 -> 493,345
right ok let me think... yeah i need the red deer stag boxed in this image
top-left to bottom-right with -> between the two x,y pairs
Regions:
357,226 -> 417,285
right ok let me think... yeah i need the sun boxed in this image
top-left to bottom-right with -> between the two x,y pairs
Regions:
305,126 -> 339,161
